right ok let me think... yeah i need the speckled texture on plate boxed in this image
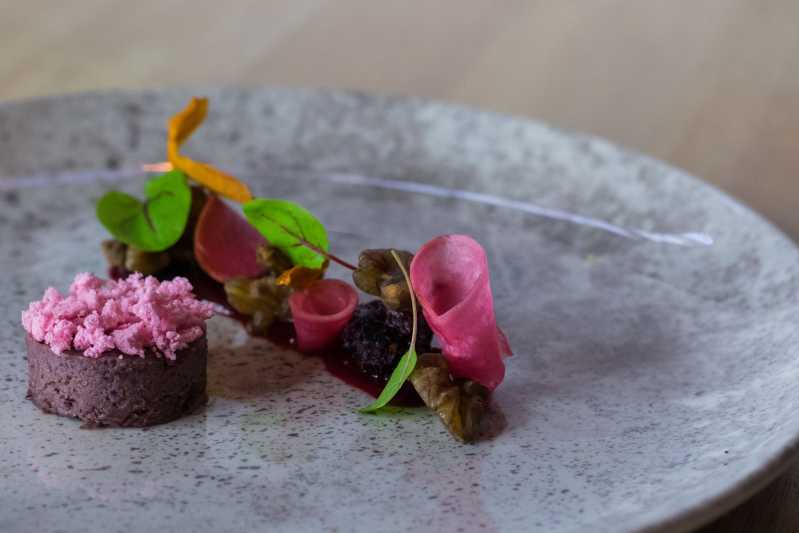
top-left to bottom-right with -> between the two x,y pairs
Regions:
1,89 -> 798,533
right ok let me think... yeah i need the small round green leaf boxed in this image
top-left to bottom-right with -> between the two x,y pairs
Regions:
242,198 -> 329,269
96,170 -> 191,252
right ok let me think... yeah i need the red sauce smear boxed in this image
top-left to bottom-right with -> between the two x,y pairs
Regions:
267,321 -> 421,405
111,265 -> 422,406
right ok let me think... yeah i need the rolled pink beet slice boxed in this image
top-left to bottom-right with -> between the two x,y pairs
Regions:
410,235 -> 511,390
289,279 -> 358,352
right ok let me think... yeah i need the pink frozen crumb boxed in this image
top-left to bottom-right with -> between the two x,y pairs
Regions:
21,272 -> 215,359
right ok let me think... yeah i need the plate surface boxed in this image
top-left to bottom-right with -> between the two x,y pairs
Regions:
1,89 -> 798,533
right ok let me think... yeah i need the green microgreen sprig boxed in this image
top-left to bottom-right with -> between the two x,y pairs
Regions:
360,249 -> 419,413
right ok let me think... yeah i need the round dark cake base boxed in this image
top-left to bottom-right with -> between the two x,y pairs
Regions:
26,334 -> 207,427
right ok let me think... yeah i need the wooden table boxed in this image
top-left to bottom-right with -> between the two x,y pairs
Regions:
2,1 -> 797,530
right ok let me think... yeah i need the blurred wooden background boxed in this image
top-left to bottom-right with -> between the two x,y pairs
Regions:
2,1 -> 798,530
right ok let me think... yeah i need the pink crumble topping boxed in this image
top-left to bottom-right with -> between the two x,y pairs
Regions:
21,273 -> 215,359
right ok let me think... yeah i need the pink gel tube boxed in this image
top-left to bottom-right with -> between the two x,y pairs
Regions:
289,279 -> 358,352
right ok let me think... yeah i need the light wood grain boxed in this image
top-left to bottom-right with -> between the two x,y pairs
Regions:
2,1 -> 798,530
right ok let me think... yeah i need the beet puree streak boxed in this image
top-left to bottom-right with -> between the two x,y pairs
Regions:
112,265 -> 422,406
264,322 -> 422,407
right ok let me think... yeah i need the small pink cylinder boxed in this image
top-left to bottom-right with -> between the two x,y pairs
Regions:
289,279 -> 358,352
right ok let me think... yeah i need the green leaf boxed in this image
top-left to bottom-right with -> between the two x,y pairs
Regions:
96,170 -> 191,252
360,346 -> 418,413
360,250 -> 419,413
242,198 -> 329,269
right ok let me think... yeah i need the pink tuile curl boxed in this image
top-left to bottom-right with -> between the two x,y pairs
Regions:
410,234 -> 512,390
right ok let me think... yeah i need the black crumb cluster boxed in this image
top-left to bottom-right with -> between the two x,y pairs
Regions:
341,300 -> 434,381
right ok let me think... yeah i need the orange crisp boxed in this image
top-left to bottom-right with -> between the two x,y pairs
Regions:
167,97 -> 252,203
277,263 -> 327,290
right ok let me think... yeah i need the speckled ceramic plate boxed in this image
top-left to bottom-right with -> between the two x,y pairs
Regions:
1,89 -> 798,533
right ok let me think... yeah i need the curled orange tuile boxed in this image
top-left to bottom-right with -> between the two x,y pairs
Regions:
167,97 -> 252,203
276,263 -> 327,290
